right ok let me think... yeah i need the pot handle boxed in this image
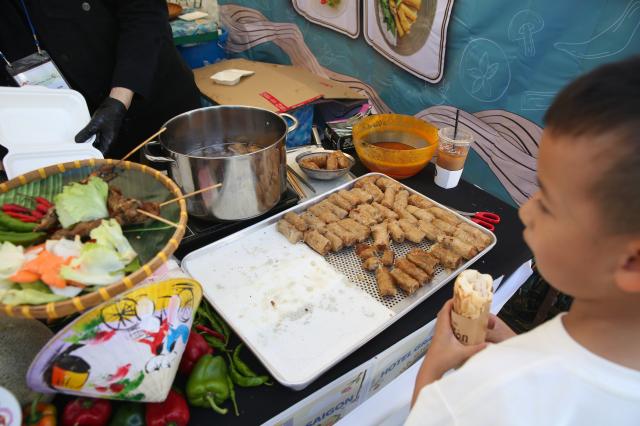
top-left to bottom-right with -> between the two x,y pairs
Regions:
143,141 -> 175,164
279,113 -> 299,134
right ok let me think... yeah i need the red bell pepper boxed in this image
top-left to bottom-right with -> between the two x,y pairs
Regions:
62,398 -> 112,426
145,389 -> 190,426
179,330 -> 213,375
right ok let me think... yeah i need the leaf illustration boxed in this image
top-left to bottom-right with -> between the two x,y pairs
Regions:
467,67 -> 484,79
471,78 -> 485,94
479,52 -> 489,71
485,63 -> 499,80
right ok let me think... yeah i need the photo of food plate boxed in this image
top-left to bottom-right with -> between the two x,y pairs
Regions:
292,0 -> 360,39
311,0 -> 348,19
375,0 -> 435,56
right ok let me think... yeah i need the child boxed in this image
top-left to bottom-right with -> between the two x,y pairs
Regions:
406,56 -> 640,425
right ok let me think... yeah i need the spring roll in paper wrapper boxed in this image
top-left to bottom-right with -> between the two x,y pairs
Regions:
451,269 -> 493,345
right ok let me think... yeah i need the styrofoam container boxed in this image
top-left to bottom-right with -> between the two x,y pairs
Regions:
0,86 -> 102,179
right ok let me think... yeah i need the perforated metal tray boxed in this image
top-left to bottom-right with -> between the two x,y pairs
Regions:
182,173 -> 496,389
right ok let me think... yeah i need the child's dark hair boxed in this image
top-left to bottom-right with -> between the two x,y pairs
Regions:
544,56 -> 640,234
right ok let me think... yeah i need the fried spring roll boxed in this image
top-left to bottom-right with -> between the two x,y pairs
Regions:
387,220 -> 405,243
354,175 -> 379,188
417,219 -> 446,242
336,152 -> 351,169
327,222 -> 357,246
395,208 -> 418,224
382,185 -> 398,209
372,202 -> 399,221
380,248 -> 395,266
362,182 -> 384,202
457,223 -> 493,248
277,219 -> 303,243
390,268 -> 420,294
284,212 -> 308,232
300,212 -> 327,233
406,205 -> 435,222
408,194 -> 434,210
437,236 -> 479,259
371,222 -> 390,250
349,208 -> 377,227
357,203 -> 383,223
321,200 -> 348,219
338,218 -> 370,242
432,218 -> 457,235
376,266 -> 397,297
325,231 -> 344,252
363,256 -> 381,271
300,158 -> 320,170
326,153 -> 339,170
393,189 -> 410,211
398,219 -> 426,243
310,155 -> 327,168
350,187 -> 374,204
396,258 -> 430,284
376,176 -> 401,191
338,189 -> 361,206
428,207 -> 460,226
328,193 -> 354,211
453,228 -> 489,252
429,243 -> 463,269
403,0 -> 422,9
406,249 -> 439,276
309,204 -> 340,223
355,243 -> 377,260
304,230 -> 331,255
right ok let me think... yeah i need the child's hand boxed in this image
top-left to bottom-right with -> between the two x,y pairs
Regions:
486,314 -> 517,343
425,300 -> 487,377
412,299 -> 486,406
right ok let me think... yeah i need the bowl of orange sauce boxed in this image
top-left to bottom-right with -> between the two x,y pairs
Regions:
353,114 -> 439,179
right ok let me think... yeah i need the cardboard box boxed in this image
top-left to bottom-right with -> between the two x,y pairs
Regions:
193,59 -> 367,147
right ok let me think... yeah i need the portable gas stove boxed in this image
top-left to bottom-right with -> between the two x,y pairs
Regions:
174,186 -> 300,258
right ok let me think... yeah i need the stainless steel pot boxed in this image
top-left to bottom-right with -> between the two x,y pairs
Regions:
144,106 -> 298,221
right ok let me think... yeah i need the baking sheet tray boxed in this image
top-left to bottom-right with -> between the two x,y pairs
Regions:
182,173 -> 496,389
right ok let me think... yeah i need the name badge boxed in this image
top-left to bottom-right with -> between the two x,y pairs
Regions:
5,50 -> 70,89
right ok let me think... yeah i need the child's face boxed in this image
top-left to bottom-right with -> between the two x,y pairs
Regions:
519,130 -> 623,299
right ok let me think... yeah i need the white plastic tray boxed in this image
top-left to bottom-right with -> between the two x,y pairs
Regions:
182,173 -> 496,390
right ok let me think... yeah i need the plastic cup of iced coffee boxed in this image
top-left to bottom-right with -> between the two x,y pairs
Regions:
434,127 -> 473,189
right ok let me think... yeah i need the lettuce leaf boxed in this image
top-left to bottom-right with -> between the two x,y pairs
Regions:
54,176 -> 109,228
90,219 -> 138,264
0,242 -> 25,288
60,243 -> 125,286
0,281 -> 66,305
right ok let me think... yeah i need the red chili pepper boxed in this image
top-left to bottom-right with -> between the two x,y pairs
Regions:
31,209 -> 45,219
4,211 -> 39,222
35,197 -> 53,208
35,203 -> 50,214
145,389 -> 190,426
179,331 -> 213,376
62,398 -> 112,426
2,203 -> 31,214
195,324 -> 225,341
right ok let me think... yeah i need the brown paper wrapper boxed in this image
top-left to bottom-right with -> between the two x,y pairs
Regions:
451,309 -> 490,345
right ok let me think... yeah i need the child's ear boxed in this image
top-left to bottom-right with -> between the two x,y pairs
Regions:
614,240 -> 640,293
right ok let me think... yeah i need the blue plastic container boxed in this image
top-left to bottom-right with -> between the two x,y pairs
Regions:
177,28 -> 228,69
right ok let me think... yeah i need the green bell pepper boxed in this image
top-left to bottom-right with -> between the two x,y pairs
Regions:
109,403 -> 145,426
186,355 -> 230,415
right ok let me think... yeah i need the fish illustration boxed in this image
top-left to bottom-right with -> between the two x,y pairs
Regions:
554,0 -> 640,60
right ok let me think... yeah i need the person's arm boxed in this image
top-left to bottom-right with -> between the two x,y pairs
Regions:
411,300 -> 486,406
110,0 -> 170,98
75,1 -> 168,153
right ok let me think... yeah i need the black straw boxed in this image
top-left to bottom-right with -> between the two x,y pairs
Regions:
453,109 -> 460,139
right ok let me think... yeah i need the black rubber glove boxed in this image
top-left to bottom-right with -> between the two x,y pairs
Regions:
75,97 -> 127,154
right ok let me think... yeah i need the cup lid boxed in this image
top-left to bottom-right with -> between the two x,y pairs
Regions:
438,127 -> 473,144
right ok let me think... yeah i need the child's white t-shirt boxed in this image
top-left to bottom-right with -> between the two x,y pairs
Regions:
405,314 -> 640,425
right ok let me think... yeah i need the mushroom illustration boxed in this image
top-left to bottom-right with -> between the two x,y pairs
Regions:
508,10 -> 544,57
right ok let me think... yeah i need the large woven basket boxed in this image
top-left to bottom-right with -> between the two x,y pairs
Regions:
0,159 -> 188,319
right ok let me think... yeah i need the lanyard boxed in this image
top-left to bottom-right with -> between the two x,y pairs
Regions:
0,0 -> 43,67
